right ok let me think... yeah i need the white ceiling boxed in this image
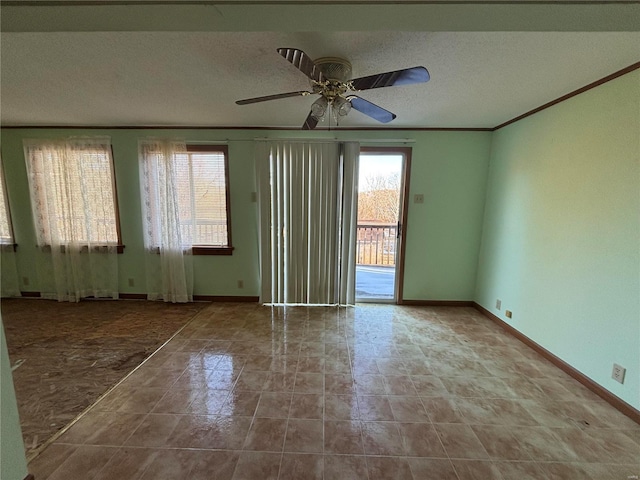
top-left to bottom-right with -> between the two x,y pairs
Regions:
1,4 -> 639,129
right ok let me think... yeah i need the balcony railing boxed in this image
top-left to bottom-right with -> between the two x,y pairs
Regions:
180,219 -> 228,246
356,224 -> 397,266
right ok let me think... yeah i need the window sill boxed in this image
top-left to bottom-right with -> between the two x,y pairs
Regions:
39,245 -> 125,254
0,243 -> 17,252
148,246 -> 234,255
192,246 -> 234,256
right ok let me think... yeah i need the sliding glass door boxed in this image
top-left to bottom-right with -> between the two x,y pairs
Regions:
355,147 -> 411,303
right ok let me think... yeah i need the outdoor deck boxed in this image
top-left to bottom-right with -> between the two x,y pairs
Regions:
355,265 -> 395,300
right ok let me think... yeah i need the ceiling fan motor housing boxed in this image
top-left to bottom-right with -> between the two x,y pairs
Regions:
314,57 -> 353,82
313,57 -> 351,83
312,57 -> 353,102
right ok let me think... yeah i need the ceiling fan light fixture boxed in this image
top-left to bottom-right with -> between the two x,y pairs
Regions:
334,96 -> 352,117
311,96 -> 328,119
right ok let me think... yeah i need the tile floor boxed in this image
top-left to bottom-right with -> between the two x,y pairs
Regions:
28,303 -> 640,479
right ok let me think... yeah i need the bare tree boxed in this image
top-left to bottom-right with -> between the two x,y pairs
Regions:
358,173 -> 400,223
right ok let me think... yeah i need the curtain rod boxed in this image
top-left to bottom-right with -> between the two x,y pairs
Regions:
186,140 -> 229,145
252,138 -> 415,144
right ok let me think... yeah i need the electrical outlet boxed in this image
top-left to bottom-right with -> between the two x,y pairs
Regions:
505,310 -> 512,319
414,194 -> 424,204
495,299 -> 501,310
612,364 -> 626,384
237,280 -> 244,289
22,276 -> 29,286
128,278 -> 134,287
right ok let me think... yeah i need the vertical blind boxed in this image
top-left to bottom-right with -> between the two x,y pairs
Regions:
256,140 -> 359,305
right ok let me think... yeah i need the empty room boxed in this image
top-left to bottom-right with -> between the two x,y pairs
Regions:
1,1 -> 639,479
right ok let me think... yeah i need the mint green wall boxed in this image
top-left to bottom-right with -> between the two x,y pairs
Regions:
475,70 -> 640,408
1,129 -> 261,297
402,132 -> 491,300
1,317 -> 29,480
0,129 -> 492,301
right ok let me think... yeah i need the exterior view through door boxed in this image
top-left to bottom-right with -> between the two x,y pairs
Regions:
356,147 -> 409,302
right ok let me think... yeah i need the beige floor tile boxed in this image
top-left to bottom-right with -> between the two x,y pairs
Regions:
219,391 -> 260,417
56,412 -> 145,446
361,421 -> 404,456
279,453 -> 323,480
294,372 -> 324,393
388,396 -> 430,422
325,373 -> 355,394
324,420 -> 365,454
324,455 -> 369,480
434,423 -> 490,460
124,413 -> 182,447
407,457 -> 459,480
397,422 -> 447,457
581,462 -> 640,480
536,461 -> 598,480
471,425 -> 533,461
284,418 -> 323,453
255,392 -> 292,418
366,456 -> 413,480
493,461 -> 549,480
243,417 -> 288,452
45,445 -> 119,480
166,415 -> 252,449
187,450 -> 240,480
232,451 -> 281,480
450,459 -> 505,480
93,447 -> 158,480
410,375 -> 449,396
27,443 -> 77,480
289,393 -> 323,419
325,394 -> 359,420
137,449 -> 197,480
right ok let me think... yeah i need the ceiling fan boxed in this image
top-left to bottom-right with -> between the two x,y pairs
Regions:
236,48 -> 430,130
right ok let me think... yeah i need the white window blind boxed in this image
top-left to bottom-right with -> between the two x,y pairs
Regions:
142,144 -> 231,249
24,138 -> 119,246
184,148 -> 230,247
0,162 -> 14,244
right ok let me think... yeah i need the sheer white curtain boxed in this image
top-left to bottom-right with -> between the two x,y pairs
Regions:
139,139 -> 193,303
256,140 -> 359,305
24,137 -> 119,302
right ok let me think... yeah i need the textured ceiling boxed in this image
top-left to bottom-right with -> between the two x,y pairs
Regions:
1,6 -> 639,129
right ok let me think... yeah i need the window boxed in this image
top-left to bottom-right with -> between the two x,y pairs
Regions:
141,143 -> 232,255
0,160 -> 15,245
24,138 -> 122,250
182,145 -> 232,253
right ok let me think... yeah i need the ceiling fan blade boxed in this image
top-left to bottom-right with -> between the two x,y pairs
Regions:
302,111 -> 319,130
277,48 -> 325,83
236,91 -> 311,105
349,66 -> 430,91
348,96 -> 397,123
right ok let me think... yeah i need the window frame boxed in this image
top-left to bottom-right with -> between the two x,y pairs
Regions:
24,139 -> 125,253
108,145 -> 125,253
185,144 -> 234,256
0,158 -> 17,250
